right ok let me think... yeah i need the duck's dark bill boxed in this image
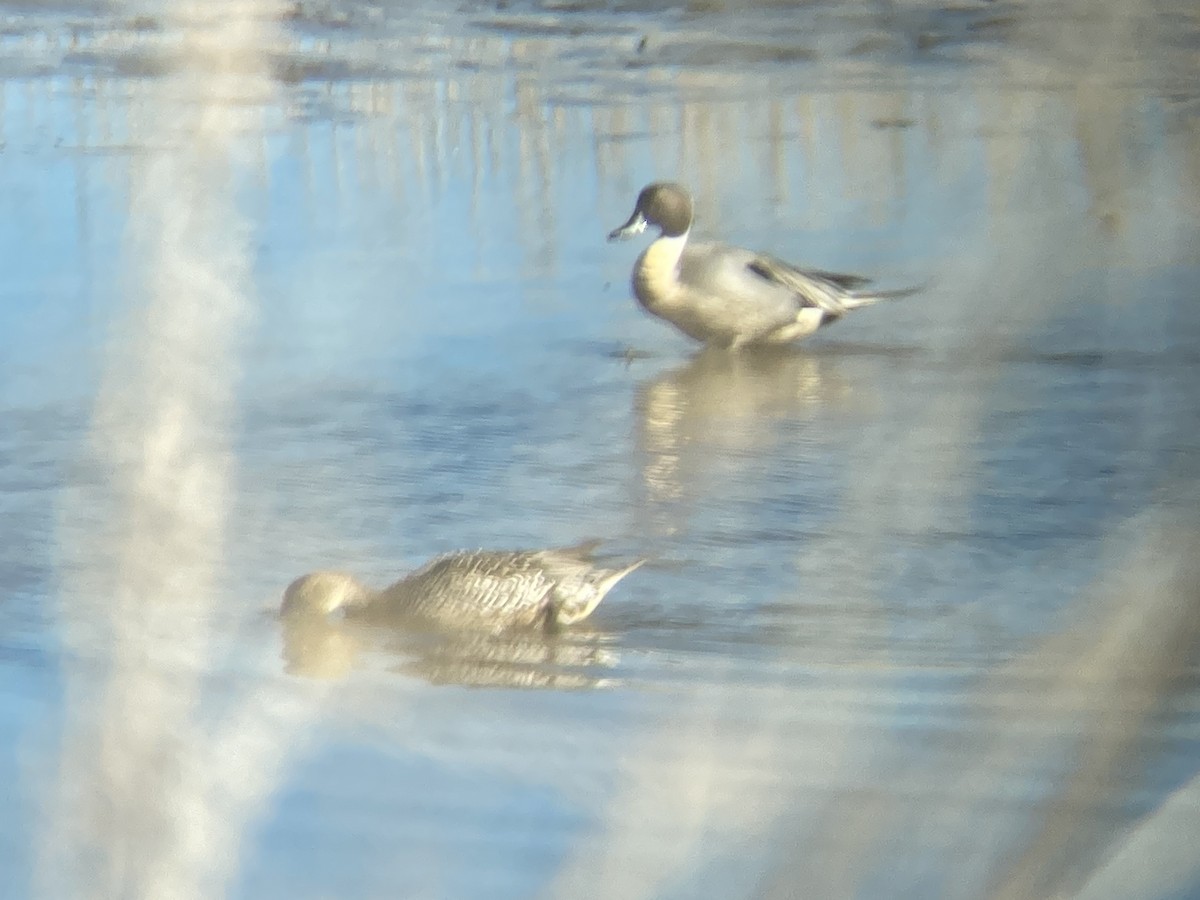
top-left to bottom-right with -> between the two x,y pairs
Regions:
608,210 -> 647,241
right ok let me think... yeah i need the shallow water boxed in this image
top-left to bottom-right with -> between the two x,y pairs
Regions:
1,1 -> 1199,898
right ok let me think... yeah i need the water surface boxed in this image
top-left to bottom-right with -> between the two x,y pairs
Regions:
1,1 -> 1198,898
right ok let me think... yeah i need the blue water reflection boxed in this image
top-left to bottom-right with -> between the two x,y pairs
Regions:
1,2 -> 1198,898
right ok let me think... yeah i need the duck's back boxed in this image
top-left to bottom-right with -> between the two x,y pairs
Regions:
376,550 -> 554,628
368,546 -> 636,631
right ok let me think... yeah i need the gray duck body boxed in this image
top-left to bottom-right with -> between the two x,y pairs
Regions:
609,182 -> 917,348
281,542 -> 643,632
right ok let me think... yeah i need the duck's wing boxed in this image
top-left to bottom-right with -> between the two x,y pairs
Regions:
746,253 -> 873,314
753,260 -> 868,292
399,546 -> 641,630
681,243 -> 869,316
678,243 -> 808,329
384,551 -> 555,628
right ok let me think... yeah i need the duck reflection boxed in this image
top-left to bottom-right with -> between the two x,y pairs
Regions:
634,347 -> 856,504
280,613 -> 617,688
280,611 -> 364,680
395,628 -> 617,690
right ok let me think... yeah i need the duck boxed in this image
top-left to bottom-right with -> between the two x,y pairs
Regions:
280,540 -> 644,633
608,182 -> 918,348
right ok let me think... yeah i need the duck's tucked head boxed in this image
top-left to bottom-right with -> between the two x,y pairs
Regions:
609,182 -> 693,241
281,571 -> 373,619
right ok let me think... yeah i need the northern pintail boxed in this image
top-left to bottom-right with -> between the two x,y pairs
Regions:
609,182 -> 918,348
281,541 -> 644,632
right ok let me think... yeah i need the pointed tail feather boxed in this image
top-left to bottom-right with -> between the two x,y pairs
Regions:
843,282 -> 926,310
553,558 -> 646,626
595,558 -> 646,594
